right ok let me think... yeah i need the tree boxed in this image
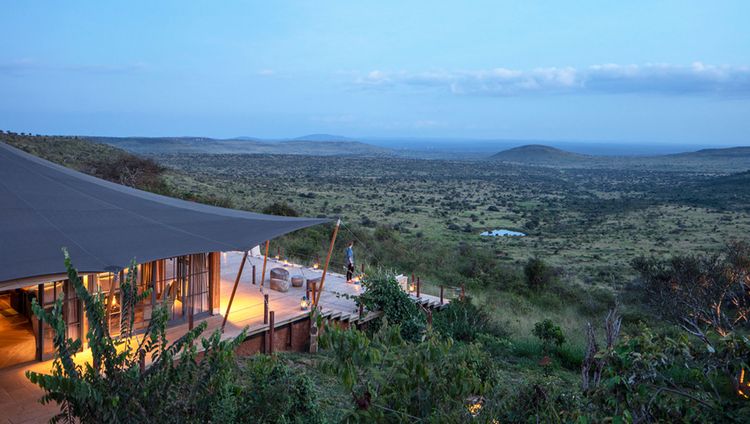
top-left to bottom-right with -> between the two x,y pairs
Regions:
524,257 -> 555,291
633,241 -> 750,339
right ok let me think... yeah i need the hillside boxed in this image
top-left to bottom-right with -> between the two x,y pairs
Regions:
490,143 -> 750,172
490,144 -> 590,165
668,146 -> 750,158
90,136 -> 393,156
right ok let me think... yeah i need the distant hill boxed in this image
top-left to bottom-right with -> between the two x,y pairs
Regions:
90,136 -> 393,157
668,146 -> 750,159
293,134 -> 353,142
490,144 -> 589,165
489,144 -> 750,173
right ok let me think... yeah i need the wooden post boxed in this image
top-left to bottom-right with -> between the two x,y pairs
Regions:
268,311 -> 275,354
440,285 -> 444,304
36,283 -> 44,361
361,263 -> 365,273
288,322 -> 294,348
416,276 -> 421,298
264,294 -> 269,324
252,265 -> 256,285
221,250 -> 248,332
314,219 -> 341,307
260,241 -> 270,287
359,303 -> 364,319
411,272 -> 415,285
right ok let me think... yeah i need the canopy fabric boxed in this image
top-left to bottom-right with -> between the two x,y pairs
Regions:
0,142 -> 328,283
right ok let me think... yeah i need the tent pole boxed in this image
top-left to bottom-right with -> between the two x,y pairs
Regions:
260,240 -> 270,288
314,219 -> 341,307
222,250 -> 248,332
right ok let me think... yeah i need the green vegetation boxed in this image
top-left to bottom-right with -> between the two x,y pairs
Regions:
6,132 -> 750,421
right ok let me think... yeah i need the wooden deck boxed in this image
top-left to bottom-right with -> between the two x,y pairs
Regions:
0,251 -> 446,423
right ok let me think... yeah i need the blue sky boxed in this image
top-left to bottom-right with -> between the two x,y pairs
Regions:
1,1 -> 749,144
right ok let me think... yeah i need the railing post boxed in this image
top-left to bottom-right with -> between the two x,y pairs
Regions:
264,294 -> 269,324
461,284 -> 465,300
416,276 -> 421,298
269,311 -> 275,354
252,265 -> 256,285
440,285 -> 444,304
359,303 -> 364,319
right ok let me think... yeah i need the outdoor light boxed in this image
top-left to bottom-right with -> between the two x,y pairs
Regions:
312,262 -> 320,270
739,368 -> 749,399
465,395 -> 484,417
300,296 -> 310,310
409,283 -> 416,292
274,254 -> 280,260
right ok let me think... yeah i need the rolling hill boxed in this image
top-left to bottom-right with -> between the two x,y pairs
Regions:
89,136 -> 393,156
489,144 -> 590,165
490,144 -> 750,172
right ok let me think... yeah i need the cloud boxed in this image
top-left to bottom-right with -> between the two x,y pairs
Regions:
354,63 -> 750,97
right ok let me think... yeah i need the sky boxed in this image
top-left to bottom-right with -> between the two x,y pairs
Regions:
1,1 -> 749,144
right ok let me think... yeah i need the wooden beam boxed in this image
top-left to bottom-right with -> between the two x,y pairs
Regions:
260,240 -> 270,288
314,219 -> 341,307
221,250 -> 248,332
268,311 -> 275,354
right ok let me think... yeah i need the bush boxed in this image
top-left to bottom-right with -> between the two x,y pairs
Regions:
433,296 -> 505,342
532,319 -> 566,355
319,323 -> 494,422
524,257 -> 555,291
237,356 -> 324,423
262,202 -> 299,217
357,271 -> 425,341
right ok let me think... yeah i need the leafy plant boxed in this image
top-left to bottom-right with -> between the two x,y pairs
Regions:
319,323 -> 492,422
532,319 -> 566,355
356,270 -> 425,341
25,250 -> 330,423
433,296 -> 504,342
524,257 -> 555,291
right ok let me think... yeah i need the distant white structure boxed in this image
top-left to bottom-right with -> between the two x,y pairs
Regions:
480,229 -> 526,237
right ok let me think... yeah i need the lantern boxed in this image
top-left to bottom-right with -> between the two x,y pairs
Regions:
312,262 -> 320,270
300,296 -> 310,311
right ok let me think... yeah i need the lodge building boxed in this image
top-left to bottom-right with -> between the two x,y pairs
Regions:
0,142 -> 326,368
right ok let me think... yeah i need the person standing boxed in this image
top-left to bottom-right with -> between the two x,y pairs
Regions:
345,240 -> 355,282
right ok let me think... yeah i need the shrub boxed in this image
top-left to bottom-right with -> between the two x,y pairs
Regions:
319,323 -> 494,422
357,271 -> 425,341
237,356 -> 324,424
532,319 -> 566,355
433,296 -> 505,342
262,201 -> 299,217
524,257 -> 555,291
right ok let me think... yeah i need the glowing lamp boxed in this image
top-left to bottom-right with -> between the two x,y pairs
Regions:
300,296 -> 310,311
740,368 -> 749,399
313,263 -> 320,270
409,283 -> 416,293
465,395 -> 484,417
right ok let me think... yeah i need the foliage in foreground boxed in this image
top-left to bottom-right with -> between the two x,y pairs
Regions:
356,271 -> 426,341
26,251 -> 321,423
319,322 -> 493,422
